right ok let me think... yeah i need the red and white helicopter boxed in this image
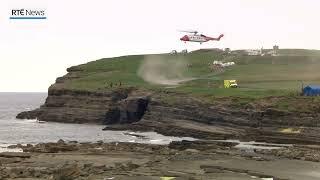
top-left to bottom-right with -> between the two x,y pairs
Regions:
179,30 -> 224,44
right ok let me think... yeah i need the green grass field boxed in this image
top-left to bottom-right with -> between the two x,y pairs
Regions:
62,49 -> 320,99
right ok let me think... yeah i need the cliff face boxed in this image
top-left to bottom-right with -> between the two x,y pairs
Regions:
16,82 -> 320,144
17,88 -> 131,124
16,85 -> 247,140
17,65 -> 135,124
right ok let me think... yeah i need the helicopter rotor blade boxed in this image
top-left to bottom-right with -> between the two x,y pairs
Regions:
178,30 -> 198,34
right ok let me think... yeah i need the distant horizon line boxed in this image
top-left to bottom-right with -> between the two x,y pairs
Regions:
100,48 -> 320,58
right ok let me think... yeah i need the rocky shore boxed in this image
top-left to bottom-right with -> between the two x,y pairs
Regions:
1,140 -> 320,180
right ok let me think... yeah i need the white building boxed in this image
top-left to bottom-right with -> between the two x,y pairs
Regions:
245,49 -> 263,56
212,61 -> 235,67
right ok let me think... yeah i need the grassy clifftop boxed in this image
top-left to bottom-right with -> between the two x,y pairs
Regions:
58,49 -> 320,99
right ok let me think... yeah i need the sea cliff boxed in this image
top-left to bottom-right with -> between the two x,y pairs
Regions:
17,51 -> 320,144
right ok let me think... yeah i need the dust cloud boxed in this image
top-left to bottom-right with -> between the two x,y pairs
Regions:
137,55 -> 194,86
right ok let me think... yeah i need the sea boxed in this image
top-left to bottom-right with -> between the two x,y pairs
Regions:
0,92 -> 194,148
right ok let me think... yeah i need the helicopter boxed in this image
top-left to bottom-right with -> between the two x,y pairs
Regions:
179,30 -> 224,44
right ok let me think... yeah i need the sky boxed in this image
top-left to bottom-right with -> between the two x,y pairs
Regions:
0,0 -> 319,92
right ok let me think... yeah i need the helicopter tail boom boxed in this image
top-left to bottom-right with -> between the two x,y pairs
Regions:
207,34 -> 224,41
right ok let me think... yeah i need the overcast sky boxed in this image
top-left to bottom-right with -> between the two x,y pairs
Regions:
0,0 -> 319,92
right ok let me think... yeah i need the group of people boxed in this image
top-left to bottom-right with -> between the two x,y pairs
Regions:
106,81 -> 122,88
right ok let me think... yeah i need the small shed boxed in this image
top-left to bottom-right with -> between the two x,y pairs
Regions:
303,85 -> 320,96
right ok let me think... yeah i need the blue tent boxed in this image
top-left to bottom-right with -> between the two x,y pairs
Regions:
303,85 -> 320,96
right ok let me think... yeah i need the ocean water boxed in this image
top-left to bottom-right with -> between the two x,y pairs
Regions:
0,93 -> 194,146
